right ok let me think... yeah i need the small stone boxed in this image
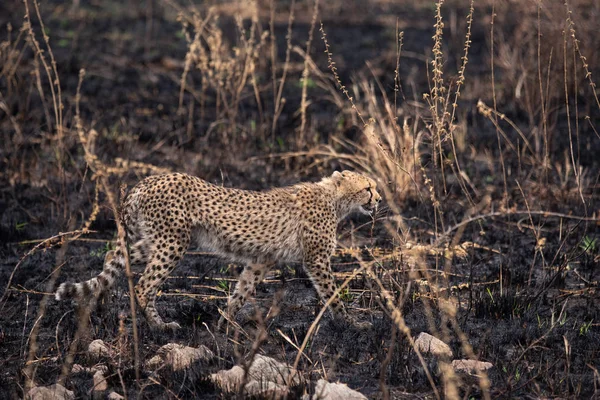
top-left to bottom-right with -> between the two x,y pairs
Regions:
107,392 -> 125,400
26,384 -> 75,400
452,359 -> 493,375
311,379 -> 367,400
414,332 -> 453,358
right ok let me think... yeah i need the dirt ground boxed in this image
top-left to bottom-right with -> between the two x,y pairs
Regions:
1,0 -> 599,398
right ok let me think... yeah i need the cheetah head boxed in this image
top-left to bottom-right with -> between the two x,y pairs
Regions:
330,170 -> 382,217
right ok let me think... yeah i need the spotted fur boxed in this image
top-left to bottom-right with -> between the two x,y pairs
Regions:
55,170 -> 381,330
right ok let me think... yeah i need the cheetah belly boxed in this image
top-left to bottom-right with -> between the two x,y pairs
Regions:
193,224 -> 303,264
192,204 -> 304,264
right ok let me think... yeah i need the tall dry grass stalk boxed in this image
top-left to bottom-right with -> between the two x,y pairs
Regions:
422,0 -> 480,223
270,0 -> 295,139
22,0 -> 69,221
178,3 -> 269,144
490,1 -> 510,208
298,0 -> 320,147
0,23 -> 27,150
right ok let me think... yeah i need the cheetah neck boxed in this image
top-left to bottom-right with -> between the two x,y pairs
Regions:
315,178 -> 353,221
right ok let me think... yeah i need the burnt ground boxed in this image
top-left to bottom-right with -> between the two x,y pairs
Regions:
1,0 -> 600,398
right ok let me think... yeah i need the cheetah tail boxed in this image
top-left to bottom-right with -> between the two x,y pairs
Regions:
55,247 -> 124,302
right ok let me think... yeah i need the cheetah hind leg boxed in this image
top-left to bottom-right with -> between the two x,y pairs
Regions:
97,240 -> 148,308
135,238 -> 188,331
217,262 -> 272,330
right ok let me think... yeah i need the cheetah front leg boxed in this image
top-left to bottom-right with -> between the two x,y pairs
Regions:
303,254 -> 348,320
217,262 -> 273,330
136,237 -> 189,331
301,230 -> 349,320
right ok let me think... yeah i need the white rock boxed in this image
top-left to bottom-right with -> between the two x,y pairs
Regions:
311,379 -> 367,400
88,339 -> 112,360
146,343 -> 215,372
247,355 -> 300,386
210,365 -> 245,392
107,392 -> 125,400
414,332 -> 453,358
244,380 -> 289,398
26,384 -> 75,400
92,370 -> 108,392
452,359 -> 493,375
210,355 -> 300,396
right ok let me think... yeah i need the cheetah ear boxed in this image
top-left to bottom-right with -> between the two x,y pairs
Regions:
331,171 -> 343,186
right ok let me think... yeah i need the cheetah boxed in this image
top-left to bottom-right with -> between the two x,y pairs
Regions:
55,170 -> 381,331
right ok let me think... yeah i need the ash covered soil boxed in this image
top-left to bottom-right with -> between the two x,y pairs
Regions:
1,0 -> 600,398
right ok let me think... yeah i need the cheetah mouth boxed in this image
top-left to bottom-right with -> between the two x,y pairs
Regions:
359,204 -> 376,216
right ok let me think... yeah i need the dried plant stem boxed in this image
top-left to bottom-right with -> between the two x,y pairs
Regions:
272,0 -> 295,138
477,100 -> 534,154
429,0 -> 447,196
393,24 -> 404,119
179,10 -> 212,113
448,0 -> 473,126
489,0 -> 512,211
269,0 -> 277,102
298,0 -> 320,145
23,0 -> 68,220
29,0 -> 63,145
537,3 -> 550,176
562,7 -> 587,213
320,22 -> 365,126
446,0 -> 476,210
564,2 -> 600,111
